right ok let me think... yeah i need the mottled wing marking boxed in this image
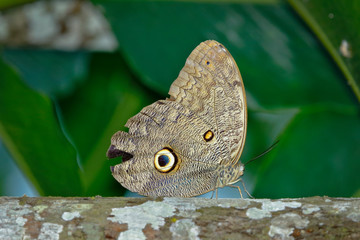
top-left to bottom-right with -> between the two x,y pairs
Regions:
169,40 -> 247,164
109,40 -> 247,197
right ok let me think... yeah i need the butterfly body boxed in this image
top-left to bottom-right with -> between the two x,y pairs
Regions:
107,40 -> 247,197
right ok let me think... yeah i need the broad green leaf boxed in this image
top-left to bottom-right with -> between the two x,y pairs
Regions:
0,57 -> 82,196
2,49 -> 89,98
253,107 -> 360,198
288,0 -> 360,101
59,52 -> 160,196
95,2 -> 359,198
97,2 -> 353,107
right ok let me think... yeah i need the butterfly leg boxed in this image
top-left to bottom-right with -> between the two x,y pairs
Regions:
240,179 -> 254,199
236,185 -> 244,199
210,190 -> 215,199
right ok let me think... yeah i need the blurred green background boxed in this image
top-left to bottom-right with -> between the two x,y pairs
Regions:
0,0 -> 359,198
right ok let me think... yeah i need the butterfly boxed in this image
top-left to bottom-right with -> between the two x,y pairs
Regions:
107,40 -> 248,198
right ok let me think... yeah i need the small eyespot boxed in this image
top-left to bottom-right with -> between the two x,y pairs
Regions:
206,60 -> 210,65
154,148 -> 177,173
203,130 -> 214,142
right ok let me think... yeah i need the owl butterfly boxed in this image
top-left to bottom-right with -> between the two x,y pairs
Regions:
107,40 -> 248,198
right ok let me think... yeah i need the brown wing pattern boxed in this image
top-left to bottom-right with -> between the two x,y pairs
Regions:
168,40 -> 247,164
108,40 -> 247,197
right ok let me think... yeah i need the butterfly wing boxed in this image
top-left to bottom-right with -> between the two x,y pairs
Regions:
168,40 -> 247,164
108,40 -> 247,197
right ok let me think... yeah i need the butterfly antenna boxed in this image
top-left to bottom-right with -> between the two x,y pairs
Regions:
244,140 -> 279,166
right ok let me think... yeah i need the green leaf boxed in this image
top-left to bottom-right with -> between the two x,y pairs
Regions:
2,49 -> 89,98
0,57 -> 83,196
288,0 -> 360,101
253,107 -> 360,198
98,2 -> 353,107
59,52 -> 160,196
95,2 -> 359,198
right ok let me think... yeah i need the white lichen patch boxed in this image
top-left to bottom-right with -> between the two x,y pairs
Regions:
332,201 -> 351,213
52,200 -> 68,208
162,198 -> 198,218
268,213 -> 309,240
347,212 -> 360,222
262,200 -> 302,212
273,213 -> 309,228
0,200 -> 32,238
38,222 -> 63,240
163,197 -> 250,218
33,205 -> 48,214
62,211 -> 81,221
170,219 -> 200,240
108,200 -> 176,240
51,201 -> 92,215
33,205 -> 48,221
217,199 -> 250,209
302,204 -> 320,215
0,200 -> 32,216
246,207 -> 271,220
15,216 -> 27,225
269,225 -> 293,240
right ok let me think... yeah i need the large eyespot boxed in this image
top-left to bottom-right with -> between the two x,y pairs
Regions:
154,148 -> 178,173
203,130 -> 214,142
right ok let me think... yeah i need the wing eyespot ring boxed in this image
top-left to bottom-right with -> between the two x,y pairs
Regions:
154,148 -> 178,173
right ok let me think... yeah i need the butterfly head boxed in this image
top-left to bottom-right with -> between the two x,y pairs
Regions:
215,162 -> 244,188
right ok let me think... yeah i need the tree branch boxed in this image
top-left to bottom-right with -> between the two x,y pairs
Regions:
1,196 -> 359,239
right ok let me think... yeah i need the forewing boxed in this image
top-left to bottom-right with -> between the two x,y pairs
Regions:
169,40 -> 247,164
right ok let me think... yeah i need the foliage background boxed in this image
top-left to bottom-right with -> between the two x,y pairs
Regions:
0,0 -> 359,198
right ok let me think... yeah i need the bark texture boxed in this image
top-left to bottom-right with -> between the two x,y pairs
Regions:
0,196 -> 360,239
